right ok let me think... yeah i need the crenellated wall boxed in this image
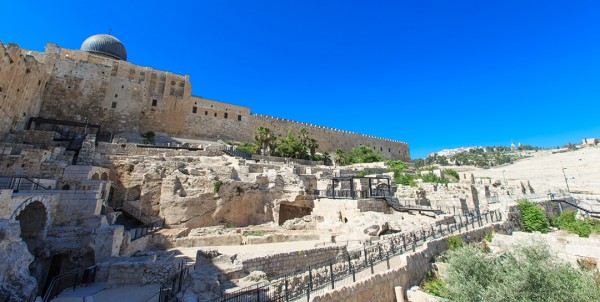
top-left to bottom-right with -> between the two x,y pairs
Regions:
4,41 -> 411,161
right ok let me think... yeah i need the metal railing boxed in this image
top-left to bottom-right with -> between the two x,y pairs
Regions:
0,176 -> 49,191
206,210 -> 505,302
220,146 -> 253,160
42,266 -> 97,302
129,219 -> 165,241
313,189 -> 392,199
146,261 -> 193,302
116,201 -> 165,241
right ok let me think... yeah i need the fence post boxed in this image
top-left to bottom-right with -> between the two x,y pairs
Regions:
431,225 -> 436,239
285,278 -> 289,302
306,284 -> 310,302
386,252 -> 390,269
330,262 -> 335,289
348,256 -> 356,282
485,212 -> 489,224
370,259 -> 374,274
439,223 -> 443,236
459,215 -> 463,231
465,216 -> 469,231
378,244 -> 383,260
308,266 -> 313,290
402,235 -> 407,253
446,221 -> 451,234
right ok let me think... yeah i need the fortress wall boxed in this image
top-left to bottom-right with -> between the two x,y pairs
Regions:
30,45 -> 410,160
0,43 -> 49,139
247,114 -> 410,161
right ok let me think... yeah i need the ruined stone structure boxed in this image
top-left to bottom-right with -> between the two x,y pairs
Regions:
0,35 -> 410,161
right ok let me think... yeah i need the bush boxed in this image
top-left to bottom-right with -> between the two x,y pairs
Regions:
443,169 -> 459,181
423,274 -> 447,298
551,210 -> 593,237
214,180 -> 222,193
440,240 -> 600,302
485,232 -> 493,242
236,142 -> 258,155
517,199 -> 549,233
447,236 -> 463,251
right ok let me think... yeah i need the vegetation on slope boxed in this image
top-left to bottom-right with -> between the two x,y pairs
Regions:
424,240 -> 600,302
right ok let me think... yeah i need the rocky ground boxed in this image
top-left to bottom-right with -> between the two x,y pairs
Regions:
447,146 -> 600,195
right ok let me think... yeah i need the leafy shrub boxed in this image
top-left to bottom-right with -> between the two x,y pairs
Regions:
236,142 -> 258,155
517,199 -> 548,233
551,210 -> 593,237
421,173 -> 449,184
443,169 -> 459,181
225,223 -> 236,228
423,274 -> 447,298
485,232 -> 493,242
441,240 -> 600,302
243,231 -> 265,236
447,236 -> 463,251
214,180 -> 222,193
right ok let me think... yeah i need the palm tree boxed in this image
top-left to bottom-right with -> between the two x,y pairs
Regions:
308,138 -> 319,160
254,127 -> 276,155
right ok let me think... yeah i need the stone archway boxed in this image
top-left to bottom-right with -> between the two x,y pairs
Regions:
101,172 -> 109,180
15,200 -> 48,256
91,173 -> 100,180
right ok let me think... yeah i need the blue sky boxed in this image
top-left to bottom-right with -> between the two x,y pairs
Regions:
2,1 -> 599,158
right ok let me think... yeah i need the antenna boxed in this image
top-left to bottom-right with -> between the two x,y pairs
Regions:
108,28 -> 113,35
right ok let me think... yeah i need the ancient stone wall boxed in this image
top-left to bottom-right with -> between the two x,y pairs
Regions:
310,223 -> 510,302
0,43 -> 49,141
239,246 -> 345,277
357,199 -> 391,213
12,43 -> 410,160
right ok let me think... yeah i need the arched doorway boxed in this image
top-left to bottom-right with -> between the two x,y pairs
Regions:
91,173 -> 100,180
101,172 -> 109,180
15,201 -> 48,255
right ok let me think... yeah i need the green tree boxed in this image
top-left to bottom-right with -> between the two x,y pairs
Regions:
308,138 -> 319,160
141,131 -> 156,144
275,130 -> 306,159
440,240 -> 600,302
254,127 -> 277,156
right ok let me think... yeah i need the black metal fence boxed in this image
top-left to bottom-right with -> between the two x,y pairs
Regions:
116,201 -> 165,241
221,146 -> 254,160
313,189 -> 392,199
0,176 -> 49,191
154,261 -> 193,302
206,210 -> 505,302
42,266 -> 97,302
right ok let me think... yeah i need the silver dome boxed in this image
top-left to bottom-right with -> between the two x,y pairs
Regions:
80,34 -> 127,61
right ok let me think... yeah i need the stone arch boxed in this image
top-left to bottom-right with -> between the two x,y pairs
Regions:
91,173 -> 100,180
14,199 -> 48,256
101,172 -> 109,181
62,184 -> 70,190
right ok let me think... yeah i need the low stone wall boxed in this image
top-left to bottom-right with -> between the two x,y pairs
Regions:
357,199 -> 391,213
97,252 -> 177,288
252,154 -> 324,166
241,246 -> 345,277
95,142 -> 221,158
310,221 -> 514,302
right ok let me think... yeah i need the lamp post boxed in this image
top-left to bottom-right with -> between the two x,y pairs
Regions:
562,167 -> 570,193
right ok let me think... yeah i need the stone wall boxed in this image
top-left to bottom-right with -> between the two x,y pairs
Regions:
357,198 -> 391,213
7,42 -> 409,161
310,223 -> 511,302
0,220 -> 37,301
240,245 -> 345,277
0,43 -> 49,141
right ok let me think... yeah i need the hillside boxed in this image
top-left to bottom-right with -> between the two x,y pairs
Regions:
459,146 -> 600,195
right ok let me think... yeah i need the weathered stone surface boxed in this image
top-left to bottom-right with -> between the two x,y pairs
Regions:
0,220 -> 37,302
